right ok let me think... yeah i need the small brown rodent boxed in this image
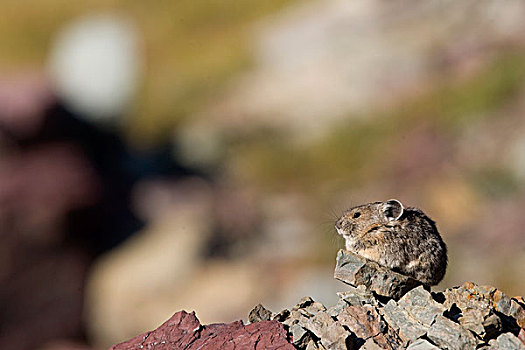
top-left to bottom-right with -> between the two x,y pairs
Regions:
335,199 -> 447,286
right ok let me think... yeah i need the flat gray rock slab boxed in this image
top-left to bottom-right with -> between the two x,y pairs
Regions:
334,249 -> 421,300
427,315 -> 477,350
382,299 -> 427,342
397,286 -> 446,327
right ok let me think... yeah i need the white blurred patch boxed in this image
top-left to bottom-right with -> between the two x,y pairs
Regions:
48,14 -> 141,123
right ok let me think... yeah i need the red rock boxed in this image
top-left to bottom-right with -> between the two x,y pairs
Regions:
110,311 -> 294,350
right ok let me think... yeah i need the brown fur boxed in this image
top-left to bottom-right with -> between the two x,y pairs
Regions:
336,200 -> 447,285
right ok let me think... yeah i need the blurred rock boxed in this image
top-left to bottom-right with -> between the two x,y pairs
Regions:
110,310 -> 294,350
334,249 -> 421,299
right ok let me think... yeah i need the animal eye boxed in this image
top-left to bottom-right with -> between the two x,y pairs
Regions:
353,212 -> 361,218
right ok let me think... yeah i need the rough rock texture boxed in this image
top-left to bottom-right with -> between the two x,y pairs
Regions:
263,253 -> 525,350
110,254 -> 525,350
110,311 -> 294,350
249,303 -> 274,323
488,332 -> 525,349
334,250 -> 421,300
266,281 -> 525,350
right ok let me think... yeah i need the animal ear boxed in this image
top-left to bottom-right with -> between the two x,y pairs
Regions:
382,199 -> 404,221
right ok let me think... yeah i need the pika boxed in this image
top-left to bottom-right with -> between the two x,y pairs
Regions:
335,199 -> 447,286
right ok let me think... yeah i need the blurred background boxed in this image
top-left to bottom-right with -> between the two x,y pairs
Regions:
1,0 -> 525,349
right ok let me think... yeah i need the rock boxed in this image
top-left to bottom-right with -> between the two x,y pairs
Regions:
290,323 -> 312,348
338,305 -> 397,349
454,306 -> 501,340
488,332 -> 525,349
274,297 -> 340,349
334,250 -> 421,300
305,339 -> 323,350
110,310 -> 294,350
382,300 -> 427,342
407,339 -> 440,350
519,328 -> 525,346
306,312 -> 348,350
248,303 -> 273,323
274,309 -> 290,322
397,286 -> 446,328
481,312 -> 503,340
380,286 -> 447,345
444,283 -> 525,325
362,338 -> 387,350
326,299 -> 350,317
108,269 -> 525,350
509,299 -> 525,329
443,282 -> 524,337
427,315 -> 477,350
337,305 -> 383,339
295,296 -> 316,308
493,289 -> 513,315
282,309 -> 310,329
443,284 -> 496,334
336,284 -> 378,306
303,300 -> 327,317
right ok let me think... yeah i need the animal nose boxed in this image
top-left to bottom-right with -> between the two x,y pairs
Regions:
335,218 -> 343,229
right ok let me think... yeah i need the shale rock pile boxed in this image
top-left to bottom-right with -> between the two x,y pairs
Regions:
257,283 -> 525,349
250,251 -> 525,349
110,250 -> 525,349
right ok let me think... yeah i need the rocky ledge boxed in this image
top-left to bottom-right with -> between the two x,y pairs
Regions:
111,250 -> 525,350
260,282 -> 525,349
